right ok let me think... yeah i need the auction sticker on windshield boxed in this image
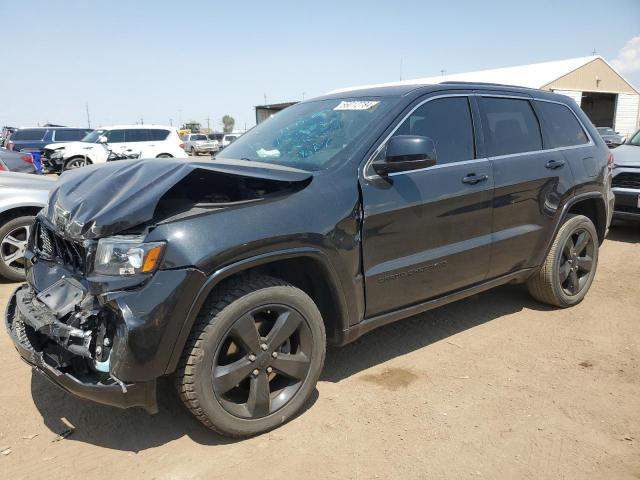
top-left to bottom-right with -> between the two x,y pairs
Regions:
333,100 -> 380,111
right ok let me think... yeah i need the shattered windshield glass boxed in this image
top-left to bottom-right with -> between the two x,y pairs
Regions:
218,98 -> 395,171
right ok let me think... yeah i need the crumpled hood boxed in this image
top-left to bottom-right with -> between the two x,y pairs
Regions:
612,145 -> 640,167
45,158 -> 312,240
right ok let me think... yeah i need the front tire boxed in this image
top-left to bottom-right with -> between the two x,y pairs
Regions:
0,216 -> 34,282
527,214 -> 599,307
64,157 -> 91,170
175,274 -> 326,437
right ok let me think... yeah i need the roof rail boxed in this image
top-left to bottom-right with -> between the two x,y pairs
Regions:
439,81 -> 537,90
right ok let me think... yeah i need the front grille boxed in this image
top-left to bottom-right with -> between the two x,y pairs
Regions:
612,172 -> 640,189
34,220 -> 87,273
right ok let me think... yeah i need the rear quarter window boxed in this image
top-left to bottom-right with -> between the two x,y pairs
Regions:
535,101 -> 589,148
149,129 -> 170,141
479,97 -> 542,156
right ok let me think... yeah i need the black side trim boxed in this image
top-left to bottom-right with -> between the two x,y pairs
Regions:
341,268 -> 533,344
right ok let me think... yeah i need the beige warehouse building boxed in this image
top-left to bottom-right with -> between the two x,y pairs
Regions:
335,56 -> 640,137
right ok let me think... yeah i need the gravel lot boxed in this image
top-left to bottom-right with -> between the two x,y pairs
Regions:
1,223 -> 638,479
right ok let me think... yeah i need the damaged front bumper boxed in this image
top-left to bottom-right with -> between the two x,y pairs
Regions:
5,285 -> 158,413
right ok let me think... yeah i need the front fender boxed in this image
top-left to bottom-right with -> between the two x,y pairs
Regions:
163,247 -> 353,375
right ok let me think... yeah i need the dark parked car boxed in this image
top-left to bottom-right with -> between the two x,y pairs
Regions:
0,149 -> 37,173
6,127 -> 91,152
596,127 -> 625,148
610,128 -> 640,221
6,83 -> 613,437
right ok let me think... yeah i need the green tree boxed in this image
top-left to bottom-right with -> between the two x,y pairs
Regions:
222,115 -> 235,133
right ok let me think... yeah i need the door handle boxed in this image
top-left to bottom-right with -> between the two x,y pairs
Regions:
462,173 -> 488,185
545,159 -> 565,169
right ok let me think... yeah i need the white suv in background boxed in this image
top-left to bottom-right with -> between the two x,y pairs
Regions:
42,125 -> 188,172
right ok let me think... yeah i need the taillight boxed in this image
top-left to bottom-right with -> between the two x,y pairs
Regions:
607,152 -> 614,170
180,143 -> 185,150
20,154 -> 33,164
0,163 -> 6,171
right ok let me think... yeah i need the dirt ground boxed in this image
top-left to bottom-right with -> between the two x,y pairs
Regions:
1,223 -> 638,480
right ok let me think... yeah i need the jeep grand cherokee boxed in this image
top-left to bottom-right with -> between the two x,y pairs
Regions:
6,83 -> 613,437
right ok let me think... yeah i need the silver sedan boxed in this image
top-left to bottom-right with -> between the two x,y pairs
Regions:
0,171 -> 54,280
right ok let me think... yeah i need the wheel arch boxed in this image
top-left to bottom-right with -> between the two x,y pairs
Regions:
565,194 -> 608,244
533,192 -> 607,279
0,205 -> 42,225
165,248 -> 352,374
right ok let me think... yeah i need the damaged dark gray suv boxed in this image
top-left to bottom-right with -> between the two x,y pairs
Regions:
6,83 -> 613,437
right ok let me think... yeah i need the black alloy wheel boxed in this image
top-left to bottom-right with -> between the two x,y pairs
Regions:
527,214 -> 599,307
558,228 -> 595,296
213,304 -> 313,419
175,274 -> 326,437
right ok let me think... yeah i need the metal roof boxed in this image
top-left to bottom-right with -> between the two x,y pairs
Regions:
330,55 -> 638,95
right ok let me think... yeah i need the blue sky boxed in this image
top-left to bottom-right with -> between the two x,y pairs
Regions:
1,0 -> 639,131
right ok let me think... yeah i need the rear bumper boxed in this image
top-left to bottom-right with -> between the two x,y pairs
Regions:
194,146 -> 218,152
5,287 -> 158,412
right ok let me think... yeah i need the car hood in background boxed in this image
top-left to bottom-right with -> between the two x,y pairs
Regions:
0,171 -> 56,190
612,145 -> 640,167
46,158 -> 312,241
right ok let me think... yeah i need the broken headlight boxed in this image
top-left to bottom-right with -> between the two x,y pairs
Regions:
94,238 -> 165,276
50,149 -> 64,159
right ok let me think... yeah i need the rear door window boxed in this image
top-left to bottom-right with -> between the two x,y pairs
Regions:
393,96 -> 475,164
11,129 -> 47,141
535,101 -> 589,148
479,97 -> 542,156
53,129 -> 89,142
125,129 -> 151,142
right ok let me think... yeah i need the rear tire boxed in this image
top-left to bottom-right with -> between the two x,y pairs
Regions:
527,214 -> 599,307
156,154 -> 172,158
175,274 -> 326,437
190,147 -> 197,156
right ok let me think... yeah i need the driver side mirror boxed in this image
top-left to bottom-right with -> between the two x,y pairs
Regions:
372,135 -> 437,176
98,135 -> 108,144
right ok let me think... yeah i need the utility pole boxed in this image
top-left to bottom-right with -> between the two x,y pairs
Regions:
85,101 -> 91,128
264,93 -> 267,105
440,69 -> 446,76
400,56 -> 403,81
206,116 -> 211,131
169,118 -> 173,126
